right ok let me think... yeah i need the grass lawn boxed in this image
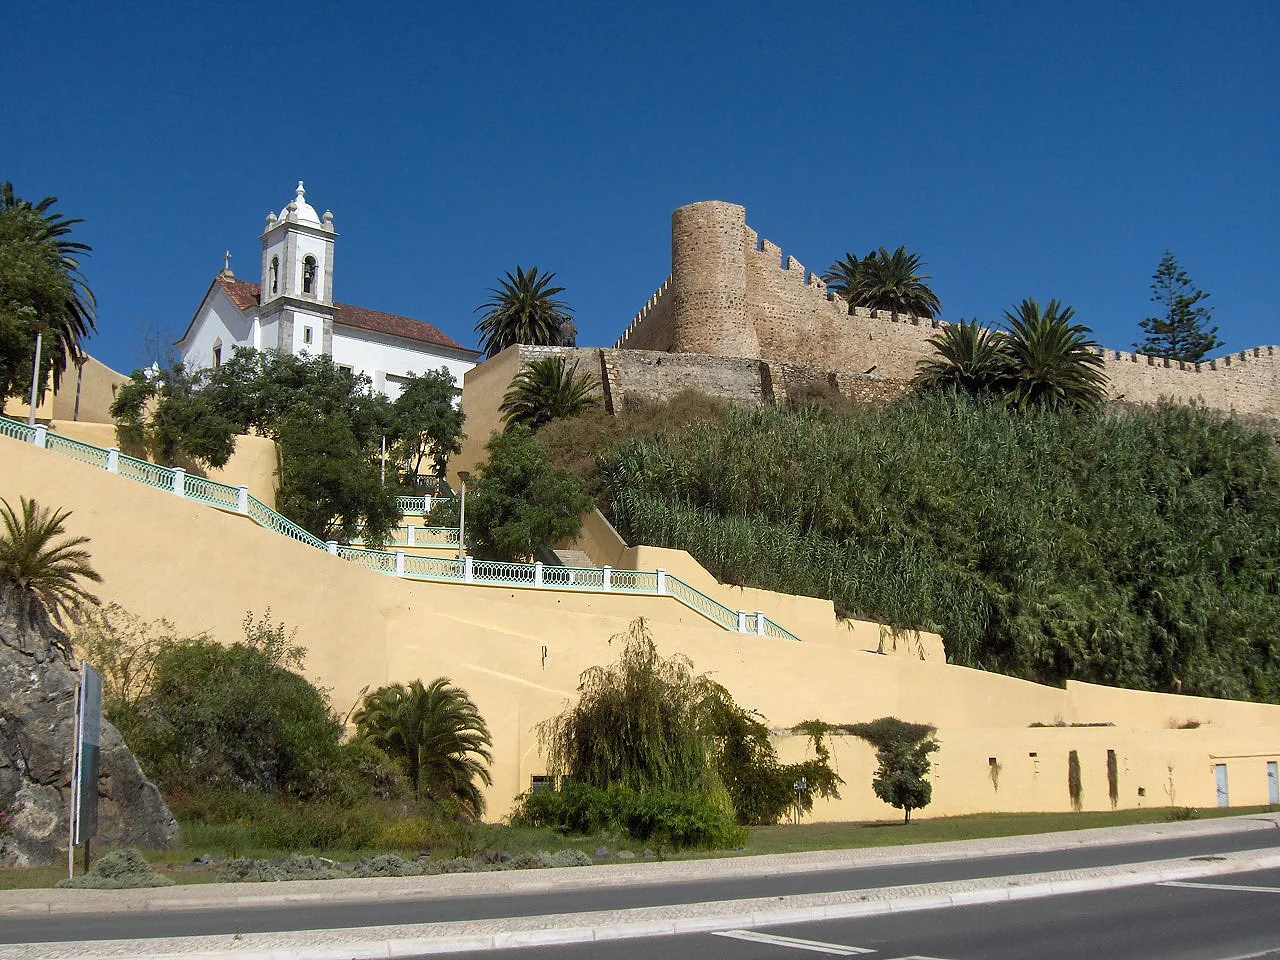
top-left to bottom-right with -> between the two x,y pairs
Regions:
1,804 -> 1271,890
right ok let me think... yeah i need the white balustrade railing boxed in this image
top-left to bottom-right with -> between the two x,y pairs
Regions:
2,415 -> 801,640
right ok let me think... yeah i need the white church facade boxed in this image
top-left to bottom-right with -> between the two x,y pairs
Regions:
176,183 -> 479,397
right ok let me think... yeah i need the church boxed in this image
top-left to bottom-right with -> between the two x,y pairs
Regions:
176,183 -> 479,398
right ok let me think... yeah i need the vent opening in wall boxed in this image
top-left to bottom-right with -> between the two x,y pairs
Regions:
303,326 -> 313,345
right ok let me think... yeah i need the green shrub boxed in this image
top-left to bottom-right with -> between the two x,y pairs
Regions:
218,855 -> 343,882
1168,805 -> 1199,822
352,854 -> 424,878
512,782 -> 744,850
56,849 -> 172,889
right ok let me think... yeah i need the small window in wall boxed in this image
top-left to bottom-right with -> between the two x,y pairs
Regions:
269,256 -> 279,294
337,364 -> 354,374
530,775 -> 556,794
303,326 -> 313,345
212,343 -> 222,368
302,256 -> 318,295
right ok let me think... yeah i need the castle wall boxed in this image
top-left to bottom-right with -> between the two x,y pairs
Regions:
633,200 -> 1280,419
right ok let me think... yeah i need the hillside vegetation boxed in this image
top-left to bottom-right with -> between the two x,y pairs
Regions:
568,394 -> 1280,703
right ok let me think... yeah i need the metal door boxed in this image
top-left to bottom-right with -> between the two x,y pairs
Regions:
1215,763 -> 1229,808
1268,761 -> 1278,806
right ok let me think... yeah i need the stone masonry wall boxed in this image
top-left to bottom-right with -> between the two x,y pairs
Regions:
622,200 -> 1280,419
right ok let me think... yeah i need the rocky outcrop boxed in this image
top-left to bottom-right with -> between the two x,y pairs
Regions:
0,584 -> 177,866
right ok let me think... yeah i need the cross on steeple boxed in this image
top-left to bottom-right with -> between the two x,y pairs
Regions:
219,250 -> 234,280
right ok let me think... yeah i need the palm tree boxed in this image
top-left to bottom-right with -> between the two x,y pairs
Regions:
0,497 -> 102,627
0,184 -> 96,392
353,678 -> 493,817
914,319 -> 1011,396
499,356 -> 600,430
474,266 -> 574,359
821,253 -> 862,314
849,246 -> 941,320
1001,298 -> 1108,412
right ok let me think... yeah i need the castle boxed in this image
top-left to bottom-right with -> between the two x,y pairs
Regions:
609,201 -> 1280,420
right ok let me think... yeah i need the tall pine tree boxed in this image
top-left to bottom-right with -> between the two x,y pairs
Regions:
1134,251 -> 1222,362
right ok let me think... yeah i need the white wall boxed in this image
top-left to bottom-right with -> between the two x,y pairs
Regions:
180,286 -> 256,373
331,327 -> 474,399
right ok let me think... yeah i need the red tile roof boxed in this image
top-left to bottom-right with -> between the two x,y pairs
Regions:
216,277 -> 477,354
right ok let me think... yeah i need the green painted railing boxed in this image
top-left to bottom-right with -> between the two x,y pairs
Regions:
1,415 -> 801,640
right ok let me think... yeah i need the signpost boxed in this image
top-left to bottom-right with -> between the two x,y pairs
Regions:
67,662 -> 102,879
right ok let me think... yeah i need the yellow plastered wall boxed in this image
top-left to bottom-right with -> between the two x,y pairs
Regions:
4,435 -> 1279,821
453,346 -> 523,489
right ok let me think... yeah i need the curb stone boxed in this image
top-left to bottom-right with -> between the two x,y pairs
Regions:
3,848 -> 1279,960
2,812 -> 1276,919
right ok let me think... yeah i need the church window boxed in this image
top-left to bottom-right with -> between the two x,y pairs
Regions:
303,256 -> 318,295
212,344 -> 222,368
269,257 -> 279,294
303,326 -> 313,345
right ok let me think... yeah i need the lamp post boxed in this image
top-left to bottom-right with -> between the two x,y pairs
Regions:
26,320 -> 49,427
456,470 -> 470,561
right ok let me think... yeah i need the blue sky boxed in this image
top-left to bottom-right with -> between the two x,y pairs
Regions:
4,1 -> 1276,375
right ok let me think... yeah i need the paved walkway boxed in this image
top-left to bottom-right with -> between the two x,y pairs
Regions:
3,814 -> 1278,959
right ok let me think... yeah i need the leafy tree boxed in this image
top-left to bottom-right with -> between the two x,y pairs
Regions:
846,717 -> 939,823
539,618 -> 720,795
1134,251 -> 1222,362
1002,298 -> 1107,412
846,246 -> 941,320
500,356 -> 600,431
389,368 -> 466,480
467,424 -> 591,560
353,678 -> 493,817
474,266 -> 574,359
0,183 -> 95,402
73,603 -> 202,714
821,253 -> 862,315
275,410 -> 399,546
0,496 -> 101,628
117,612 -> 343,798
109,365 -> 238,469
913,319 -> 1011,397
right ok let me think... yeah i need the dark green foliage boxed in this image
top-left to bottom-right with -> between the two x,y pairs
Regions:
467,425 -> 591,560
353,678 -> 493,817
914,319 -> 1011,398
703,691 -> 842,825
600,394 -> 1280,701
1134,251 -> 1222,362
1068,750 -> 1083,811
0,496 -> 101,627
115,612 -> 346,799
824,246 -> 940,319
1002,299 -> 1107,412
1107,749 -> 1119,809
846,717 -> 939,823
390,367 -> 466,479
0,183 -> 95,403
109,366 -> 238,469
474,266 -> 574,359
512,781 -> 746,850
500,356 -> 600,431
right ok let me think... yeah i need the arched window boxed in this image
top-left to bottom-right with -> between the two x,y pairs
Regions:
269,257 -> 279,294
302,256 -> 318,295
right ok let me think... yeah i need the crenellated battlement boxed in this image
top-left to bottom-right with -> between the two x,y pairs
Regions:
617,200 -> 1280,419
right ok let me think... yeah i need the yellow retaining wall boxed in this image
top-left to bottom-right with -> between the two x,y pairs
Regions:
3,435 -> 1278,821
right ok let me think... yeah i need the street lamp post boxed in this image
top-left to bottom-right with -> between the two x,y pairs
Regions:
26,321 -> 49,427
456,470 -> 471,561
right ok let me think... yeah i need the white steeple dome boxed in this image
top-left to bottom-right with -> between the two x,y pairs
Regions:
280,181 -> 321,226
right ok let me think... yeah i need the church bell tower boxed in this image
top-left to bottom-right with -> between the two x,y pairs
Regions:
259,182 -> 337,355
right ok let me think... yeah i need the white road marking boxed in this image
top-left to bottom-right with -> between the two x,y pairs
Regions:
1160,880 -> 1280,894
712,929 -> 875,954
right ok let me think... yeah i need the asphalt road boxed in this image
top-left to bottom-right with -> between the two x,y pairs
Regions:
422,866 -> 1280,960
7,826 -> 1279,945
